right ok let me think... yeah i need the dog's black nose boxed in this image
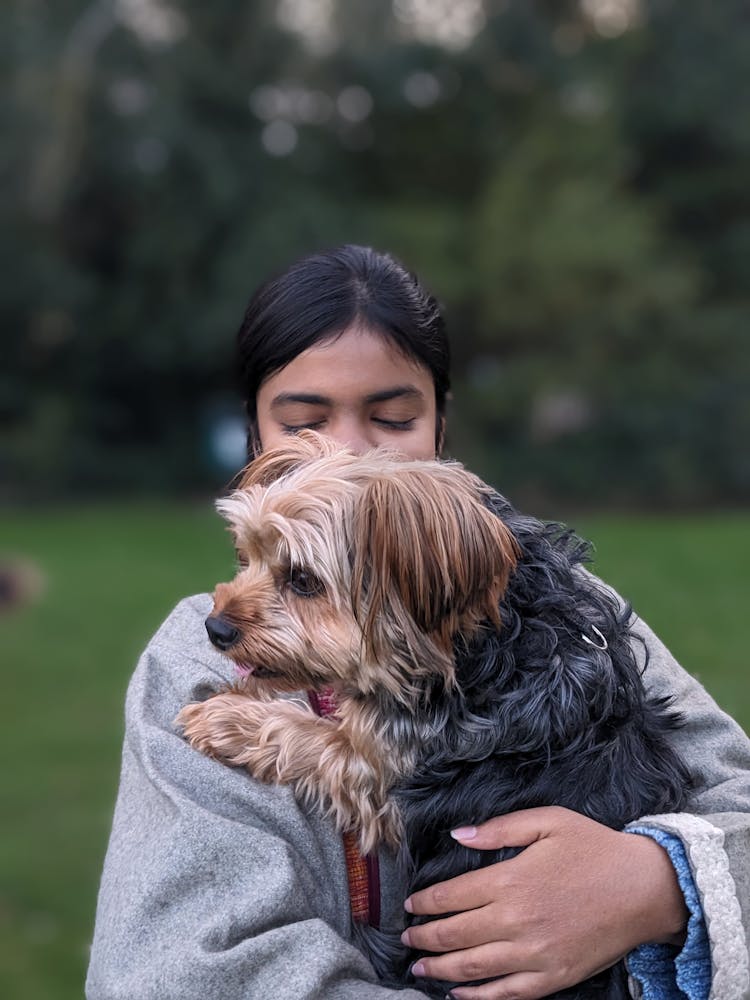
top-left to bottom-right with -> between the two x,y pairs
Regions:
205,615 -> 240,651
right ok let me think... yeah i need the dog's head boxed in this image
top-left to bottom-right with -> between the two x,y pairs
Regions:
207,432 -> 519,703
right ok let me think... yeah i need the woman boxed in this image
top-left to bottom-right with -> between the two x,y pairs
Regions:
87,246 -> 750,1000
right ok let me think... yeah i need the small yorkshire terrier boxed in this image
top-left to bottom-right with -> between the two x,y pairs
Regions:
177,431 -> 689,999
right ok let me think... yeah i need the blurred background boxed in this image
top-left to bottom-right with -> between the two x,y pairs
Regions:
1,1 -> 749,997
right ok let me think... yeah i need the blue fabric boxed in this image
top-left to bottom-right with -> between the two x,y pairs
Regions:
626,828 -> 711,1000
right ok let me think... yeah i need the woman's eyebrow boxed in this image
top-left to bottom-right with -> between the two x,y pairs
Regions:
270,386 -> 424,409
364,386 -> 424,404
270,392 -> 331,408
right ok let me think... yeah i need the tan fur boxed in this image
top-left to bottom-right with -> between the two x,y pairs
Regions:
176,431 -> 519,853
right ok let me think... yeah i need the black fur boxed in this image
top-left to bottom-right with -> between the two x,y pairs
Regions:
361,493 -> 690,999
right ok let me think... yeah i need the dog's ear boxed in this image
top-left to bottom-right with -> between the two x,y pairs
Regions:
219,431 -> 347,554
351,464 -> 519,658
235,430 -> 345,490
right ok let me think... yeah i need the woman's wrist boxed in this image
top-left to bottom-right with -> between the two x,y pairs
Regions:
622,830 -> 689,946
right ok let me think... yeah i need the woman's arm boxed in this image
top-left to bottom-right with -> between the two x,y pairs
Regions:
86,594 -> 425,1000
401,606 -> 750,1000
627,611 -> 750,999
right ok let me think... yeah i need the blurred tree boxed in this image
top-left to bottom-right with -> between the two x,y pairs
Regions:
2,0 -> 748,506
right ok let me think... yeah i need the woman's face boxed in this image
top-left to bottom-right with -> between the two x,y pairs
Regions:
256,325 -> 440,460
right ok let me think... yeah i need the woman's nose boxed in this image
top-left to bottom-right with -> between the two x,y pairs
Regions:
327,416 -> 373,453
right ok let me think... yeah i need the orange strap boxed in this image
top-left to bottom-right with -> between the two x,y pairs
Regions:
342,830 -> 371,922
308,688 -> 380,926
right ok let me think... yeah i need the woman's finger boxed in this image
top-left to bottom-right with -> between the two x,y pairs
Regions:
405,865 -> 501,916
409,941 -> 525,989
449,806 -> 567,851
448,971 -> 550,1000
405,807 -> 568,917
402,906 -> 509,954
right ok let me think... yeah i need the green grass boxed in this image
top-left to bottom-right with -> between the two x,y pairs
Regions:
577,512 -> 750,727
0,503 -> 231,1000
0,504 -> 748,1000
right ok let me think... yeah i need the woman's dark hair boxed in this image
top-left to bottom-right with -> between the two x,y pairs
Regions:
236,244 -> 451,455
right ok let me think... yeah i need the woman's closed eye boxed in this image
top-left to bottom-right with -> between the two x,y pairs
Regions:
372,416 -> 416,431
281,419 -> 326,433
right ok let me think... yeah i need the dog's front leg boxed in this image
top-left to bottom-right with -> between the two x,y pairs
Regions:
176,693 -> 398,853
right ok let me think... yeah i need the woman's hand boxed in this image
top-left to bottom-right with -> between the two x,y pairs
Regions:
401,806 -> 688,1000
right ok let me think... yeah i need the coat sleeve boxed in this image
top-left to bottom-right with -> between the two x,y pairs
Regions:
626,611 -> 750,1000
85,595 -> 426,1000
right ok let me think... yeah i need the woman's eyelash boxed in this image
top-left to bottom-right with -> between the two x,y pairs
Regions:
373,418 -> 416,430
281,418 -> 415,432
281,421 -> 325,432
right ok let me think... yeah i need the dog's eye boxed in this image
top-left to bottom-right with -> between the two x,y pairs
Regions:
288,567 -> 324,598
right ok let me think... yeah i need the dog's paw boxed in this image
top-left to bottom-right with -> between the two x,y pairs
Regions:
175,700 -> 216,754
175,692 -> 267,767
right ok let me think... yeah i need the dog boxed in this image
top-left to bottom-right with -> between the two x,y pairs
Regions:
177,431 -> 690,998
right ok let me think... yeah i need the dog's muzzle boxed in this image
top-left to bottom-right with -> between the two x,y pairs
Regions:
205,615 -> 240,651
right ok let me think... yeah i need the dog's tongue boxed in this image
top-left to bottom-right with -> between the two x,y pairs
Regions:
235,663 -> 255,678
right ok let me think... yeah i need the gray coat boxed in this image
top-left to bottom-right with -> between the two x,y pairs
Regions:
86,592 -> 750,1000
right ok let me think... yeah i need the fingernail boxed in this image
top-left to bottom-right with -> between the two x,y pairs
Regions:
410,961 -> 425,977
404,896 -> 413,913
400,929 -> 411,945
450,825 -> 477,840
